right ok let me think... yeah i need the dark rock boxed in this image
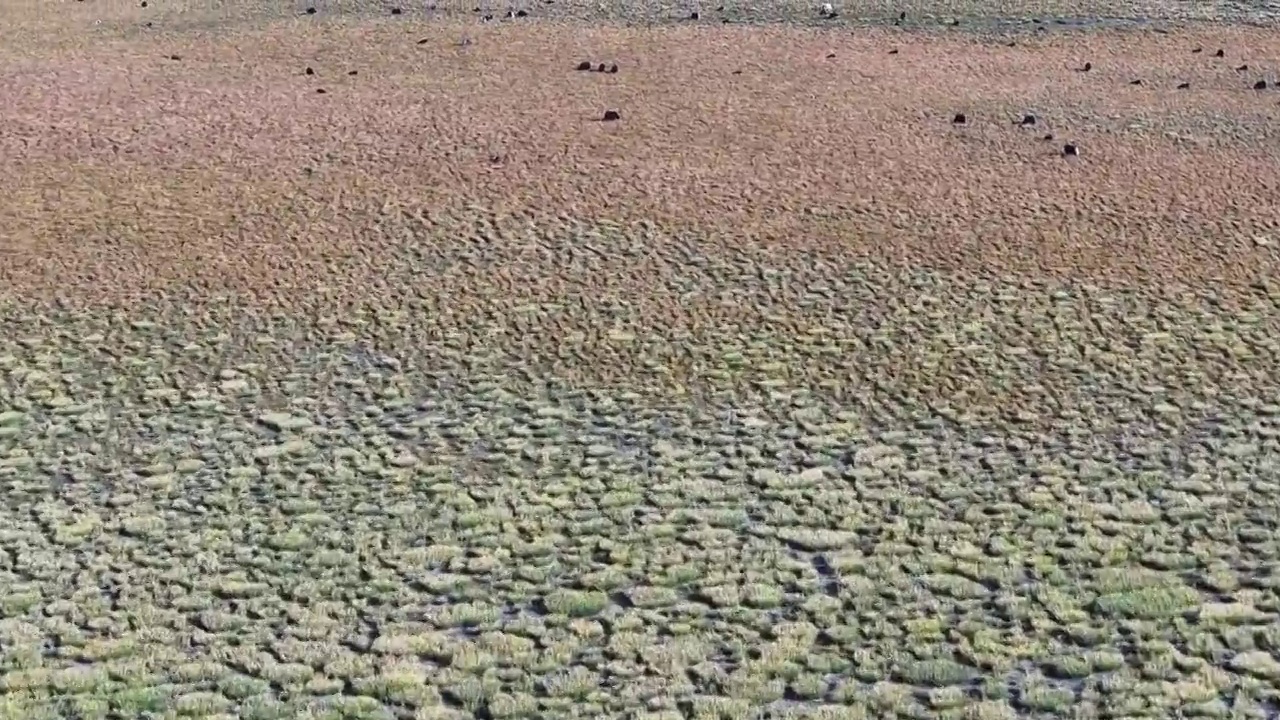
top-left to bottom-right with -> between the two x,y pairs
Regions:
826,53 -> 836,58
1255,80 -> 1269,90
305,6 -> 316,13
898,10 -> 906,19
1079,62 -> 1092,72
731,69 -> 742,75
602,110 -> 621,121
168,54 -> 181,60
417,37 -> 429,44
305,66 -> 315,75
1019,114 -> 1036,126
516,8 -> 527,15
144,21 -> 152,26
952,113 -> 966,124
1192,47 -> 1202,53
597,62 -> 607,72
690,10 -> 699,19
1215,49 -> 1224,57
1237,64 -> 1249,72
1177,81 -> 1190,89
506,9 -> 514,16
390,7 -> 402,13
888,49 -> 899,54
1062,143 -> 1078,156
348,70 -> 358,75
140,1 -> 147,7
576,61 -> 592,71
316,88 -> 327,94
1042,133 -> 1054,141
1129,79 -> 1142,85
608,63 -> 618,73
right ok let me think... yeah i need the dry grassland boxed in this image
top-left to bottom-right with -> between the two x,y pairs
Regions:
2,3 -> 1280,720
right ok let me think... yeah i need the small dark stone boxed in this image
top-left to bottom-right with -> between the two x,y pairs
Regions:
602,110 -> 621,121
597,62 -> 607,72
390,7 -> 402,13
826,52 -> 836,58
506,9 -> 514,16
417,37 -> 429,44
1255,80 -> 1269,90
1062,143 -> 1078,156
608,63 -> 618,73
316,88 -> 327,94
731,69 -> 742,75
1019,113 -> 1036,126
888,49 -> 899,55
576,61 -> 592,71
473,5 -> 480,9
348,70 -> 358,75
140,1 -> 147,7
1177,81 -> 1190,89
1237,64 -> 1249,72
1080,62 -> 1092,72
305,6 -> 316,13
516,8 -> 527,15
898,10 -> 906,19
1192,47 -> 1202,53
952,113 -> 966,124
144,21 -> 152,26
1129,79 -> 1142,85
690,10 -> 699,19
1215,49 -> 1224,57
168,54 -> 181,60
305,66 -> 315,75
1005,41 -> 1016,47
1042,133 -> 1054,140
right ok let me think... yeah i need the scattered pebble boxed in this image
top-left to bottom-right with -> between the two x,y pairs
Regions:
1078,62 -> 1092,72
597,62 -> 607,72
1129,79 -> 1142,85
1215,49 -> 1225,57
888,49 -> 899,54
1255,80 -> 1269,90
826,52 -> 836,59
316,88 -> 327,94
608,63 -> 618,73
1062,143 -> 1079,156
1192,47 -> 1203,54
602,109 -> 621,121
417,37 -> 429,44
1177,81 -> 1190,89
348,70 -> 358,75
140,1 -> 147,6
305,66 -> 315,75
390,7 -> 402,14
516,8 -> 528,15
1042,133 -> 1054,140
1019,114 -> 1036,126
952,113 -> 967,124
690,10 -> 699,19
1237,64 -> 1249,72
304,6 -> 316,13
168,54 -> 181,60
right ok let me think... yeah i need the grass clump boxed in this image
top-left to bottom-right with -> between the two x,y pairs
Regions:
543,589 -> 610,618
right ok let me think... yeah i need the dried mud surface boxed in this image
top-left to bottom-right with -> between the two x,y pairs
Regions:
2,10 -> 1280,720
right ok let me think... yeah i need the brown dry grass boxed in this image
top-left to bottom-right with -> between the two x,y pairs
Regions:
3,18 -> 1280,314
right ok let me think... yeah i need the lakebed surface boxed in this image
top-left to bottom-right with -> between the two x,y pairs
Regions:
1,3 -> 1280,719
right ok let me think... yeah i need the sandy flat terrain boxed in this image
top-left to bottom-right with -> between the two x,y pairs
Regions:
2,6 -> 1280,720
